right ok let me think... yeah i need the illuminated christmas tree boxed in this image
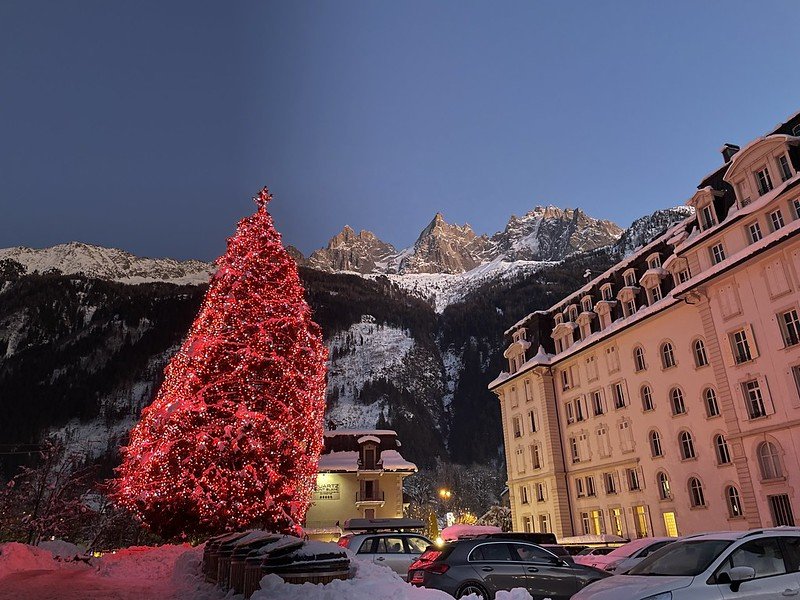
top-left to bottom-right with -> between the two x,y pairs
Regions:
115,187 -> 328,538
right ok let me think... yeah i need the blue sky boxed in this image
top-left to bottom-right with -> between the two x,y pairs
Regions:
1,1 -> 799,259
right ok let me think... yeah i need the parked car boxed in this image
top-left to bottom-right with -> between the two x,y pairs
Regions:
575,547 -> 616,558
337,531 -> 433,580
573,527 -> 800,600
474,534 -> 573,563
574,537 -> 674,572
408,538 -> 610,599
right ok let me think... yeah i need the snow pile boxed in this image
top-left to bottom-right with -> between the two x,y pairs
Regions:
0,543 -> 61,579
96,544 -> 192,579
253,552 -> 533,600
37,540 -> 85,559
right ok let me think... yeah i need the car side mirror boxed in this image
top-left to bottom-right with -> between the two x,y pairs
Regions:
720,566 -> 755,592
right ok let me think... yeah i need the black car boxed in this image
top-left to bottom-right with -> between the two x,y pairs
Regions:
409,538 -> 611,599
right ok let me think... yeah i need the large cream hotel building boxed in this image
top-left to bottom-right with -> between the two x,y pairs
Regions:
490,111 -> 800,539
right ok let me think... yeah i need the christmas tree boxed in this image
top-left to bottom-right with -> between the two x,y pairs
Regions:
115,187 -> 328,538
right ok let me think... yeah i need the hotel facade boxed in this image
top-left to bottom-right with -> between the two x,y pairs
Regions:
490,111 -> 800,540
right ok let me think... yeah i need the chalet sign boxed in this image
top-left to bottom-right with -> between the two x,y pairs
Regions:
313,482 -> 340,501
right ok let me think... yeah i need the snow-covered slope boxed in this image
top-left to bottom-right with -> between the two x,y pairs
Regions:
0,242 -> 215,285
615,206 -> 695,257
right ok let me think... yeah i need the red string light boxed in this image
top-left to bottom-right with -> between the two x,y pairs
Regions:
114,187 -> 328,538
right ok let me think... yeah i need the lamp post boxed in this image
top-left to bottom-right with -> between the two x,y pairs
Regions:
438,488 -> 455,528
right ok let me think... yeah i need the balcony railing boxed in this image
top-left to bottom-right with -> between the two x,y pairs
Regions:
356,491 -> 385,502
357,459 -> 384,471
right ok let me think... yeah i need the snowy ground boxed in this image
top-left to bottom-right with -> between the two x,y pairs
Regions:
0,542 -> 535,600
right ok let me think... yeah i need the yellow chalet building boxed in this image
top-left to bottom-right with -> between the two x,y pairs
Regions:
304,429 -> 417,535
490,110 -> 800,540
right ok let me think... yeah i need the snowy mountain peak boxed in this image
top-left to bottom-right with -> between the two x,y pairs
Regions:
0,242 -> 215,285
306,226 -> 397,274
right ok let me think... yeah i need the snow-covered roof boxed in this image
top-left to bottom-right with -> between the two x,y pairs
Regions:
441,524 -> 501,541
379,450 -> 417,472
357,435 -> 381,445
317,450 -> 359,472
324,429 -> 396,437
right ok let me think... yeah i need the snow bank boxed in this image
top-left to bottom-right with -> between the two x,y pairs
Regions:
0,543 -> 60,578
37,540 -> 85,559
253,555 -> 532,600
96,543 -> 192,579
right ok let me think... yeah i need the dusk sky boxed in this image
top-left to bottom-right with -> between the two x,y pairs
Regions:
2,1 -> 799,260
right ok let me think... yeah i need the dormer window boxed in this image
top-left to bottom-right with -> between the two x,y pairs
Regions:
624,299 -> 636,317
554,313 -> 563,325
779,155 -> 793,182
756,167 -> 774,196
700,205 -> 716,230
647,255 -> 661,269
568,306 -> 578,322
650,284 -> 662,303
512,328 -> 527,343
623,270 -> 636,287
581,296 -> 593,312
601,284 -> 613,301
677,269 -> 690,284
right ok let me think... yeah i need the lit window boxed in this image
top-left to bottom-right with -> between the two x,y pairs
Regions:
715,434 -> 731,465
711,243 -> 726,265
641,385 -> 654,411
770,209 -> 785,232
689,477 -> 706,507
743,379 -> 766,419
704,388 -> 720,417
679,431 -> 696,460
661,342 -> 676,369
780,309 -> 800,347
779,155 -> 792,182
756,167 -> 774,196
650,430 -> 663,457
693,339 -> 708,367
748,221 -> 763,243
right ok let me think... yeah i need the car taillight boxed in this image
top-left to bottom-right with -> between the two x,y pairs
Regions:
419,549 -> 442,562
426,563 -> 449,574
410,570 -> 425,584
337,538 -> 350,548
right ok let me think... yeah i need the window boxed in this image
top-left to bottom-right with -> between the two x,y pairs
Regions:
711,243 -> 726,265
648,255 -> 662,269
539,513 -> 549,532
566,402 -> 575,424
570,437 -> 580,463
641,385 -> 654,411
661,342 -> 676,369
520,486 -> 530,505
670,388 -> 686,415
575,397 -> 586,422
650,284 -> 663,303
793,365 -> 800,401
597,426 -> 612,458
758,441 -> 783,480
612,382 -> 626,409
794,198 -> 800,219
586,476 -> 596,497
528,409 -> 537,433
627,468 -> 641,491
756,167 -> 774,196
469,543 -> 513,562
625,299 -> 636,316
633,346 -> 646,372
732,328 -> 753,363
650,430 -> 663,457
781,309 -> 800,347
743,379 -> 766,419
657,472 -> 671,500
748,221 -> 763,243
715,435 -> 731,465
677,268 -> 690,284
624,270 -> 636,287
586,355 -> 599,381
679,431 -> 696,460
610,508 -> 624,537
376,536 -> 408,554
769,494 -> 795,526
568,306 -> 578,322
591,390 -> 604,416
515,447 -> 526,473
619,419 -> 634,452
530,444 -> 542,470
601,284 -> 613,301
524,379 -> 532,402
604,472 -> 617,495
605,346 -> 620,372
704,388 -> 720,417
634,505 -> 648,538
689,477 -> 706,507
770,209 -> 785,232
513,416 -> 522,438
522,516 -> 532,533
727,539 -> 786,578
581,512 -> 590,534
727,486 -> 744,518
693,339 -> 708,367
561,369 -> 572,391
536,483 -> 546,502
581,296 -> 593,312
701,205 -> 715,229
779,154 -> 793,182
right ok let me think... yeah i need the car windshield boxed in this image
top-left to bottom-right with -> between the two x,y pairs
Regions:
628,540 -> 732,577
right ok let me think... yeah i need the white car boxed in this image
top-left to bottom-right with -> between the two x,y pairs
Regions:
337,531 -> 433,580
573,527 -> 800,600
574,537 -> 674,572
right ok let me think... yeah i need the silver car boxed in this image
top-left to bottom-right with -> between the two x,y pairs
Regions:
338,532 -> 433,580
573,527 -> 800,600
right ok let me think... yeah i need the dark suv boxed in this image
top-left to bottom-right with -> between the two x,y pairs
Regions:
409,538 -> 610,599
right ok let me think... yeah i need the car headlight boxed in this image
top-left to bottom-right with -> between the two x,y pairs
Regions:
641,593 -> 672,600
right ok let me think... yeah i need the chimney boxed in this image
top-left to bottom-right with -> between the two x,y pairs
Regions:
720,143 -> 741,164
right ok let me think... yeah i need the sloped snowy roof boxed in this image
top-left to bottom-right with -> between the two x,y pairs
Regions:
324,429 -> 397,437
317,451 -> 359,472
357,435 -> 381,445
380,450 -> 417,472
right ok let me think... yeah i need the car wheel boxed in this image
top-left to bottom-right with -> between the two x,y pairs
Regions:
457,583 -> 489,599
